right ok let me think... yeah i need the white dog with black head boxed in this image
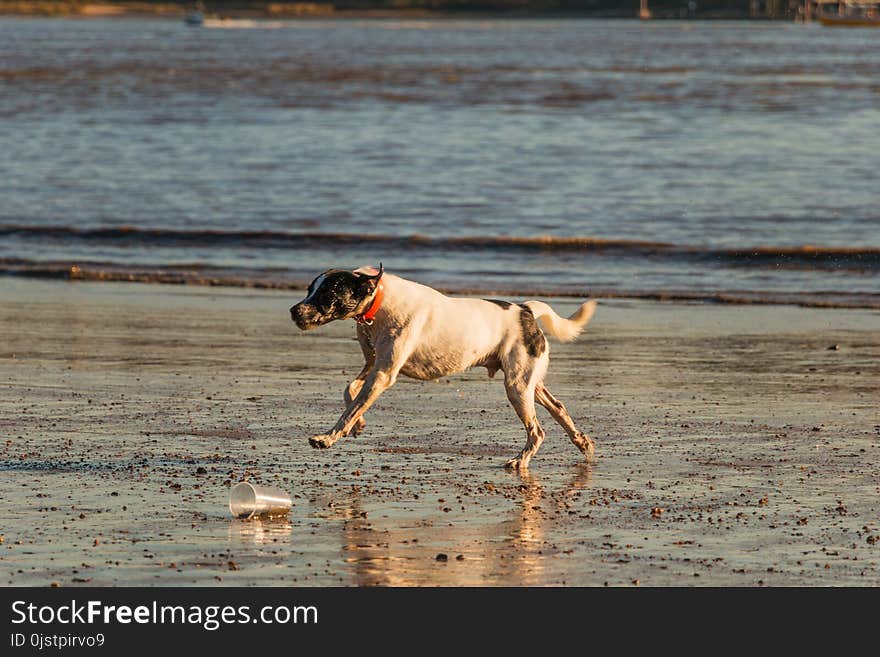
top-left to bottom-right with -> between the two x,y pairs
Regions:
290,265 -> 597,470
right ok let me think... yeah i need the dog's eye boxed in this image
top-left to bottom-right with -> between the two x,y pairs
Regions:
313,294 -> 334,313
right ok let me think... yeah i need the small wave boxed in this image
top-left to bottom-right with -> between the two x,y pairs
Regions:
203,19 -> 285,29
3,225 -> 879,271
1,258 -> 878,310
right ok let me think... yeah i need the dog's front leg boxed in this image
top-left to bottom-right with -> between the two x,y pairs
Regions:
310,323 -> 420,450
343,363 -> 372,436
344,324 -> 376,436
310,367 -> 398,449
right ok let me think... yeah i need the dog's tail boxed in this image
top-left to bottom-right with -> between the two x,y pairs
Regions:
522,299 -> 597,342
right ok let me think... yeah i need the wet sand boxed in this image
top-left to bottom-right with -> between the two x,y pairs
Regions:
1,277 -> 878,586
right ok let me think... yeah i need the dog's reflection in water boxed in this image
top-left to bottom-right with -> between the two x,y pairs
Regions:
337,463 -> 594,586
500,463 -> 593,585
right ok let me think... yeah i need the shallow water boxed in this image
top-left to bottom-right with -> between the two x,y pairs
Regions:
1,279 -> 878,586
1,18 -> 878,305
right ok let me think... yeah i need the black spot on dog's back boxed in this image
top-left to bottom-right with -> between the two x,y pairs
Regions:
484,299 -> 513,309
518,305 -> 546,357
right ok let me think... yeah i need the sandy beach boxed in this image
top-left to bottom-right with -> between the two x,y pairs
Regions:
0,277 -> 877,586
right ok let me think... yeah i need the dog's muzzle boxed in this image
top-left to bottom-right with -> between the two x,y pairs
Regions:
290,304 -> 311,330
290,303 -> 324,331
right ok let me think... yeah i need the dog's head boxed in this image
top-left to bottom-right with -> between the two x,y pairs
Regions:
290,265 -> 383,330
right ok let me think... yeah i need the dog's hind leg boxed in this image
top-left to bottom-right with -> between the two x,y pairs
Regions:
502,357 -> 547,471
536,384 -> 595,460
503,382 -> 545,471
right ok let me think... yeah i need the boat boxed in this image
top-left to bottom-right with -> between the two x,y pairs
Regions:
818,13 -> 880,25
184,2 -> 205,26
814,0 -> 880,26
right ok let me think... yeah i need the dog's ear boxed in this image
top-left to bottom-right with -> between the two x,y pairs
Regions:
354,263 -> 383,291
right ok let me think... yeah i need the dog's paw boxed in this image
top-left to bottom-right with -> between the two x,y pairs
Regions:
574,432 -> 596,460
504,456 -> 529,471
309,434 -> 336,449
351,418 -> 366,437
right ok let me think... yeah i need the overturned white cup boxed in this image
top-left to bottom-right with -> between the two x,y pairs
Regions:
228,481 -> 292,519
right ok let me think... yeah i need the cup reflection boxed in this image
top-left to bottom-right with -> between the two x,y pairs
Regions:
227,517 -> 293,546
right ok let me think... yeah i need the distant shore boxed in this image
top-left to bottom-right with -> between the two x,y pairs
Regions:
0,1 -> 796,20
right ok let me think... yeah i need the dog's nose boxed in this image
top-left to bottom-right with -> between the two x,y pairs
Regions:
290,304 -> 309,329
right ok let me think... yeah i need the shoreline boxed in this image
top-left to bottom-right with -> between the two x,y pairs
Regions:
2,271 -> 879,311
1,277 -> 878,586
0,4 -> 797,20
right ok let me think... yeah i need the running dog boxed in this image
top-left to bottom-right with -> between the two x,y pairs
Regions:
290,265 -> 598,470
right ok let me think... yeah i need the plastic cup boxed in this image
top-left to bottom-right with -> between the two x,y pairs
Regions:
228,482 -> 292,519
